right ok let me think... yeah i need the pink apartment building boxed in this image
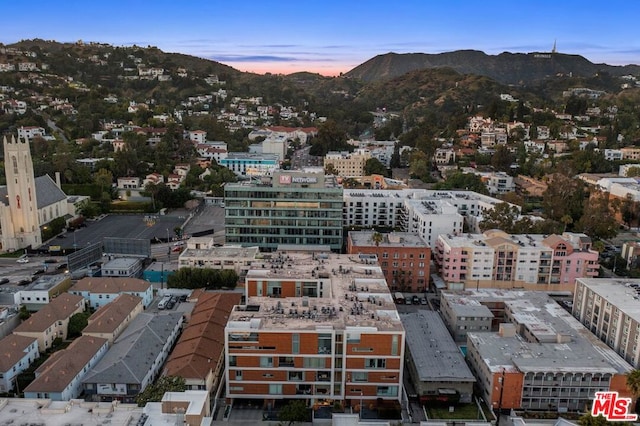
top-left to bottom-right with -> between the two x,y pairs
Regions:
435,230 -> 599,293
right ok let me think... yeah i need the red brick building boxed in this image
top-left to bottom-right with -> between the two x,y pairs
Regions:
347,231 -> 430,292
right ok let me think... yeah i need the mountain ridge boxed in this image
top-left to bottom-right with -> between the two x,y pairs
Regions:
345,50 -> 640,85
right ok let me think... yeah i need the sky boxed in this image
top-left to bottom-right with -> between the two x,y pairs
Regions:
2,0 -> 639,76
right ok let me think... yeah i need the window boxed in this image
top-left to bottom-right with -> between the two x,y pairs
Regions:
292,333 -> 300,354
260,356 -> 273,367
303,358 -> 326,368
391,335 -> 399,356
377,386 -> 398,397
365,358 -> 386,369
235,370 -> 242,381
288,371 -> 303,381
352,372 -> 368,382
269,384 -> 282,394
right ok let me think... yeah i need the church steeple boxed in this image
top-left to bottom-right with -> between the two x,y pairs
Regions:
552,39 -> 557,54
2,135 -> 40,249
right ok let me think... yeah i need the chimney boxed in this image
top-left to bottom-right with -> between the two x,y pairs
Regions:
55,172 -> 61,188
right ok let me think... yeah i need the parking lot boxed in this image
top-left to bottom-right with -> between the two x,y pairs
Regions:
46,213 -> 186,250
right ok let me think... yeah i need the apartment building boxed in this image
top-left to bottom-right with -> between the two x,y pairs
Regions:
164,292 -> 241,394
458,290 -> 632,413
0,335 -> 38,392
343,189 -> 514,239
324,149 -> 371,177
439,291 -> 494,341
572,278 -> 640,368
24,335 -> 109,401
225,250 -> 405,411
435,230 -> 599,293
70,277 -> 153,309
346,231 -> 430,292
401,311 -> 475,404
13,293 -> 86,352
82,294 -> 144,344
178,239 -> 259,277
219,152 -> 279,176
224,171 -> 343,251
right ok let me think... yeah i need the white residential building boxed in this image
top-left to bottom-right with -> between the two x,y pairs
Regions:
0,335 -> 39,392
343,189 -> 513,247
17,126 -> 45,141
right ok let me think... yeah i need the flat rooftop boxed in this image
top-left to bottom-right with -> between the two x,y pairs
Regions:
23,274 -> 68,292
0,398 -> 144,426
348,231 -> 429,248
575,278 -> 640,323
102,257 -> 141,268
401,310 -> 475,382
180,245 -> 259,259
227,251 -> 402,332
464,291 -> 632,374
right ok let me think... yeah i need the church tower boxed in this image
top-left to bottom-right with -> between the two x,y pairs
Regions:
2,135 -> 40,249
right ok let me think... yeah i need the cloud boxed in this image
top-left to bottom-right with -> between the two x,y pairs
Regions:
209,55 -> 300,62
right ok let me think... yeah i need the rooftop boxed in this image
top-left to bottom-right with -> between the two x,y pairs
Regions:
463,290 -> 632,374
575,278 -> 640,323
72,277 -> 151,294
24,336 -> 108,393
348,231 -> 429,248
83,294 -> 143,335
228,251 -> 403,332
0,398 -> 144,426
180,245 -> 259,261
82,312 -> 183,386
0,334 -> 37,371
14,293 -> 84,332
401,310 -> 475,382
164,292 -> 241,380
102,257 -> 142,269
21,274 -> 69,292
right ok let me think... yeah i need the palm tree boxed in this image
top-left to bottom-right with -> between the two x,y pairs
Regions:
626,369 -> 640,401
371,232 -> 383,247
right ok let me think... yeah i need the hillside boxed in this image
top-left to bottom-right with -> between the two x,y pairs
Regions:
345,50 -> 640,85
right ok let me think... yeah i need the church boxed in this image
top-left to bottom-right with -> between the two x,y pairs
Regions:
0,135 -> 79,253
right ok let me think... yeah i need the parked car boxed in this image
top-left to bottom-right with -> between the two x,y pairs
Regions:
57,263 -> 68,270
166,301 -> 175,310
44,259 -> 57,264
420,297 -> 428,305
179,294 -> 187,302
412,295 -> 420,305
16,257 -> 29,263
0,278 -> 9,285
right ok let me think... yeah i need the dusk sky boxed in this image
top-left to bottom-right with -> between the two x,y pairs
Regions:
2,0 -> 639,76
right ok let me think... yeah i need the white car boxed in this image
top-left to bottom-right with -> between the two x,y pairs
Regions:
16,257 -> 29,263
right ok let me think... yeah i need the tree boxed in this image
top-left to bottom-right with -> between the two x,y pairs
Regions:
490,145 -> 514,172
626,369 -> 640,400
364,158 -> 388,177
578,412 -> 632,426
371,232 -> 383,247
309,120 -> 349,156
576,192 -> 619,240
434,172 -> 489,195
18,305 -> 30,321
93,168 -> 113,195
479,203 -> 520,232
68,311 -> 91,338
541,174 -> 585,223
278,400 -> 311,425
135,376 -> 186,407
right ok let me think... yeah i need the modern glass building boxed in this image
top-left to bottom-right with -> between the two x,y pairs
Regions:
224,171 -> 343,251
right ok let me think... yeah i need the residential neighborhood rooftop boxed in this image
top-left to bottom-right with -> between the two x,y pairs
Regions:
72,276 -> 151,293
401,310 -> 475,382
83,293 -> 143,335
228,251 -> 402,332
